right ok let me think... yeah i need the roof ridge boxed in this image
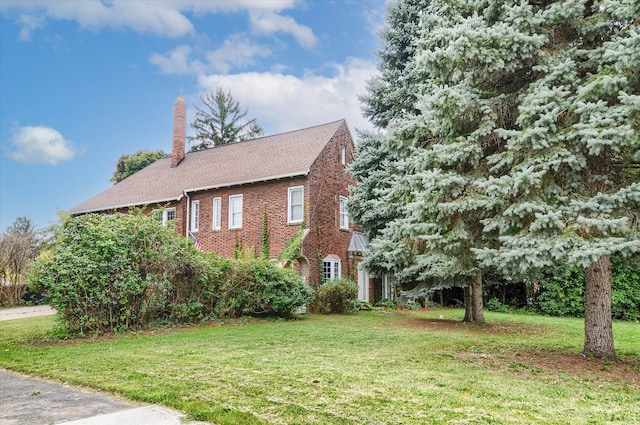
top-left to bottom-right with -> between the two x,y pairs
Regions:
184,118 -> 345,156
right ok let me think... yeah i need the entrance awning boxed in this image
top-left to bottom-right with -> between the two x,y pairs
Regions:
347,231 -> 369,254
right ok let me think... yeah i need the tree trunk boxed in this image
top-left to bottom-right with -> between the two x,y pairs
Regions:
471,271 -> 484,324
583,256 -> 617,361
463,283 -> 473,322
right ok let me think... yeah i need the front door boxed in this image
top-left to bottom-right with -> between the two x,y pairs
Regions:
357,262 -> 369,302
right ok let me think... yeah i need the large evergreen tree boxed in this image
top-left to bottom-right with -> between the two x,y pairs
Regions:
188,88 -> 264,151
351,0 -> 638,354
359,0 -> 428,128
474,0 -> 640,360
353,0 -> 545,323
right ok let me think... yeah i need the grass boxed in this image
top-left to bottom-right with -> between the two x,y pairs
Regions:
1,309 -> 639,425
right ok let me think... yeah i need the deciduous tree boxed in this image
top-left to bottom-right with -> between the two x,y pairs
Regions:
111,149 -> 168,183
0,216 -> 40,305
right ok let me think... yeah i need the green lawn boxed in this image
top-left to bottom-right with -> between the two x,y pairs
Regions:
1,309 -> 638,425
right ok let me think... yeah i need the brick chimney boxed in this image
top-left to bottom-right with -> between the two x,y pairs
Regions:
171,96 -> 186,167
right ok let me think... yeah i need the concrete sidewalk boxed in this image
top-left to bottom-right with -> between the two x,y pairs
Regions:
0,370 -> 209,425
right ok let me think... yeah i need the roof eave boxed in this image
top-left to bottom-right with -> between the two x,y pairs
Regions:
184,170 -> 309,193
69,194 -> 184,216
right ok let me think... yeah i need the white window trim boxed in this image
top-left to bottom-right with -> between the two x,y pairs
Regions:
212,197 -> 222,231
339,196 -> 349,230
228,194 -> 243,229
162,208 -> 176,226
341,146 -> 346,165
323,257 -> 342,281
191,200 -> 200,232
287,186 -> 304,224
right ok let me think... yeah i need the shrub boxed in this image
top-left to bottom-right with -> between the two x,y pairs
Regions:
374,299 -> 396,310
485,298 -> 509,313
29,213 -> 314,334
216,257 -> 313,318
29,213 -> 192,334
351,301 -> 373,311
537,268 -> 585,317
316,278 -> 358,314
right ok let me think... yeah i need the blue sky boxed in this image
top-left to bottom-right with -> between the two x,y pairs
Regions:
0,0 -> 387,232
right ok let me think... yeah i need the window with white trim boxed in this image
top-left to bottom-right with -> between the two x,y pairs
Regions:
339,196 -> 349,230
323,257 -> 342,281
191,200 -> 200,232
153,207 -> 176,226
212,197 -> 222,230
288,186 -> 304,224
341,146 -> 346,165
229,194 -> 243,229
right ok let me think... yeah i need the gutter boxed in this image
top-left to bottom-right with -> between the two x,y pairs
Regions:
184,171 -> 308,193
69,194 -> 185,216
185,191 -> 190,239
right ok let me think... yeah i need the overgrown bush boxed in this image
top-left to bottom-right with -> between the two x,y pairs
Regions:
29,213 -> 313,335
29,213 -> 189,333
316,278 -> 358,314
216,257 -> 313,318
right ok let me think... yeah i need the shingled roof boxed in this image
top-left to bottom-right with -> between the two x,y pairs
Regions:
70,119 -> 347,215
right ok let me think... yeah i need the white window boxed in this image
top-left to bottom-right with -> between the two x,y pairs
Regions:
229,194 -> 243,229
191,200 -> 200,232
339,196 -> 349,230
164,208 -> 176,225
323,256 -> 342,281
212,197 -> 222,230
341,146 -> 346,165
288,186 -> 304,224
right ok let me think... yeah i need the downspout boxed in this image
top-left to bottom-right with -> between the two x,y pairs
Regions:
185,191 -> 190,238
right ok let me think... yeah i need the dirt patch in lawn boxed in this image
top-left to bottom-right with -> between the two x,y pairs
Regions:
398,316 -> 639,387
400,317 -> 548,336
455,349 -> 640,388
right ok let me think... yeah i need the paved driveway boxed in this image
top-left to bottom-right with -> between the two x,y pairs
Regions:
0,370 -> 131,424
0,306 -> 56,321
0,309 -> 209,424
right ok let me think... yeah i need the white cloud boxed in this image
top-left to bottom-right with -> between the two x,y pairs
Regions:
205,35 -> 273,73
150,45 -> 202,75
188,0 -> 298,15
197,57 -> 379,137
16,13 -> 45,41
2,1 -> 193,38
249,11 -> 317,49
150,35 -> 272,75
8,126 -> 80,165
2,0 -> 305,40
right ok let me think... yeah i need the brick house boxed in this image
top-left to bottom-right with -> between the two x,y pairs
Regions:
70,97 -> 375,300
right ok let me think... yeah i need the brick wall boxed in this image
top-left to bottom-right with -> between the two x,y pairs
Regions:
304,121 -> 356,285
187,176 -> 307,258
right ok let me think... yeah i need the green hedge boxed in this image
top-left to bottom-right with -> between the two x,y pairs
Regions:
29,213 -> 313,334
